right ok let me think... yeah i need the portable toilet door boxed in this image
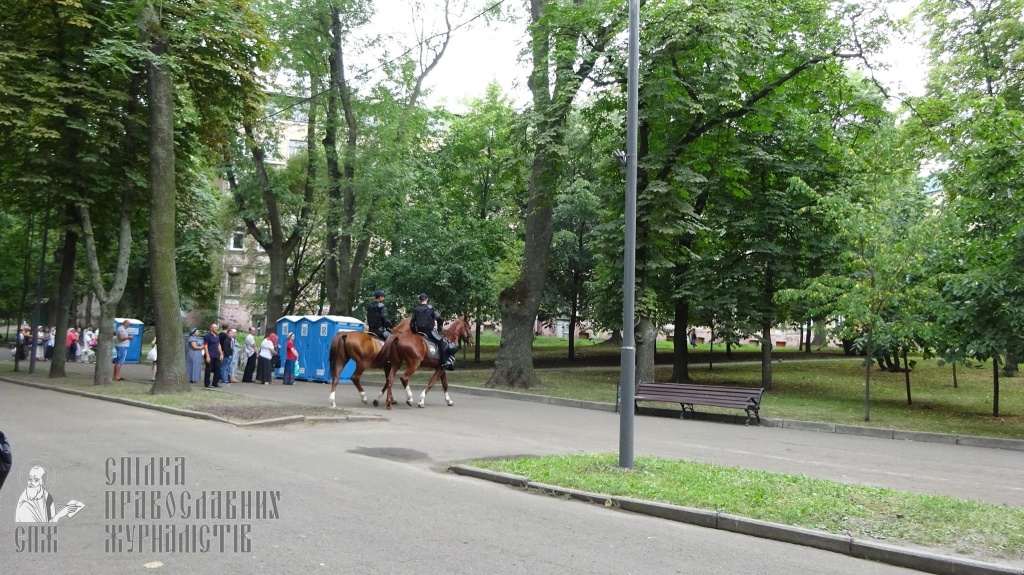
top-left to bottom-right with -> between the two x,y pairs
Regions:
294,315 -> 320,381
113,318 -> 145,363
274,316 -> 303,379
312,315 -> 365,384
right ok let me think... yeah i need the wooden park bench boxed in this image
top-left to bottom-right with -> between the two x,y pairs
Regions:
632,382 -> 765,425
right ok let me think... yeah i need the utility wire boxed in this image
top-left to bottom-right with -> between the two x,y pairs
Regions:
266,0 -> 509,120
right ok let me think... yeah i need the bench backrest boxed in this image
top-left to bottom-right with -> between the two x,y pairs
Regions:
635,382 -> 764,409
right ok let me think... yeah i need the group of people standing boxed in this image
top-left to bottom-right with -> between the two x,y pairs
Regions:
183,323 -> 297,387
12,325 -> 100,364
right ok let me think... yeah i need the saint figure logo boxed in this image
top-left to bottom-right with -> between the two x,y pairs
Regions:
15,458 -> 84,523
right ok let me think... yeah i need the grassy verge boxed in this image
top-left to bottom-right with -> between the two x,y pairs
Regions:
470,453 -> 1024,561
444,358 -> 1023,439
0,365 -> 348,422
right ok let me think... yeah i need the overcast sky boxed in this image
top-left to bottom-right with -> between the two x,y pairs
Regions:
366,0 -> 929,112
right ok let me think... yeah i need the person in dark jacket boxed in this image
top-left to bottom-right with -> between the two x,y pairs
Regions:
410,293 -> 454,370
0,430 -> 11,493
366,290 -> 394,340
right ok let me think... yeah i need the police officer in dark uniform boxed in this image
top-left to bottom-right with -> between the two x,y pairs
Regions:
411,293 -> 454,371
366,290 -> 394,340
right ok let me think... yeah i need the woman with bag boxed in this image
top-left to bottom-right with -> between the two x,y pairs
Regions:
282,332 -> 299,385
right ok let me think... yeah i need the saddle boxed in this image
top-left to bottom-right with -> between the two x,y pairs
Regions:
418,334 -> 442,361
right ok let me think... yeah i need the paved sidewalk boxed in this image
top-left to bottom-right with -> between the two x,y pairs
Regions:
16,357 -> 1024,507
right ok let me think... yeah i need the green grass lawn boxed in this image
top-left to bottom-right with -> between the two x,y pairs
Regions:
444,358 -> 1023,439
469,453 -> 1024,561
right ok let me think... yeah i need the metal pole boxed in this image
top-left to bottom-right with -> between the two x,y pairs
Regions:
29,212 -> 49,375
619,0 -> 640,469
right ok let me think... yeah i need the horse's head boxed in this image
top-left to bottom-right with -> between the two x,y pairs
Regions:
457,315 -> 473,346
444,315 -> 473,347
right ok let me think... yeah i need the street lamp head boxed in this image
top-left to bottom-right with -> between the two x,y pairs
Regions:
610,148 -> 626,166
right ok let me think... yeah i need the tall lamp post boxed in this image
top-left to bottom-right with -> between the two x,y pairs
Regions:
619,0 -> 640,469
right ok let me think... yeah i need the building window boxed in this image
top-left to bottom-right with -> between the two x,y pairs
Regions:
227,273 -> 242,296
288,139 -> 307,158
230,231 -> 245,251
255,275 -> 269,294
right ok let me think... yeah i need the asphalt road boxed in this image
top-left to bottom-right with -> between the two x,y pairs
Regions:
0,382 -> 928,575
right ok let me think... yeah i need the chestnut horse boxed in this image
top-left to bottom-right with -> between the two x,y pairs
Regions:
327,318 -> 412,408
382,316 -> 472,409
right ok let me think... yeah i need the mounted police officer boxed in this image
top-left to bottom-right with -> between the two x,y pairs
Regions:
366,290 -> 394,340
411,293 -> 454,371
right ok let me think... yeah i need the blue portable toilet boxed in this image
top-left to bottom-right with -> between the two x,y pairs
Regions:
274,316 -> 303,379
113,318 -> 145,363
308,315 -> 364,383
293,315 -> 320,381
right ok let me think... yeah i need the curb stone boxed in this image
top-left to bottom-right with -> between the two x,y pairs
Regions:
1,376 -> 376,428
450,464 -> 528,487
443,385 -> 1024,452
451,465 -> 1023,575
894,430 -> 958,445
956,435 -> 1024,452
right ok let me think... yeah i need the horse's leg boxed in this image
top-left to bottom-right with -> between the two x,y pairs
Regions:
402,375 -> 414,407
351,370 -> 368,404
418,367 -> 442,408
440,370 -> 453,406
374,370 -> 391,407
400,361 -> 420,408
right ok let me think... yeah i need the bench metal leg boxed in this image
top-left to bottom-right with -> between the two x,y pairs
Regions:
680,403 -> 695,420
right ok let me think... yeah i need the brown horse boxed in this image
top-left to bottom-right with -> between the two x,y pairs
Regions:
327,318 -> 412,408
382,316 -> 472,409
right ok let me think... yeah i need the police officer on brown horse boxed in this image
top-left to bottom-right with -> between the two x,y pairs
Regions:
411,293 -> 455,371
366,290 -> 394,341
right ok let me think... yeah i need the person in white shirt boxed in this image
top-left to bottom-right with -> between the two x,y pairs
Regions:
80,327 -> 96,363
257,332 -> 278,385
242,327 -> 258,382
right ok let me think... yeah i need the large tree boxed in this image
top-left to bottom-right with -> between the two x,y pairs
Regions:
911,0 -> 1024,414
487,0 -> 621,388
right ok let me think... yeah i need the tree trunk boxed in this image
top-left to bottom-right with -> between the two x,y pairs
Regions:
485,130 -> 556,388
49,214 -> 78,379
864,328 -> 872,422
266,244 -> 286,327
993,355 -> 1000,417
1003,353 -> 1019,377
708,326 -> 714,371
805,319 -> 813,353
953,362 -> 958,388
760,322 -> 772,390
726,341 -> 732,359
670,298 -> 691,382
94,302 -> 116,384
567,275 -> 578,361
79,201 -> 134,385
798,323 -> 804,351
473,304 -> 481,363
15,212 -> 35,371
903,347 -> 912,406
85,291 -> 94,328
486,302 -> 541,388
143,5 -> 187,394
635,316 -> 656,384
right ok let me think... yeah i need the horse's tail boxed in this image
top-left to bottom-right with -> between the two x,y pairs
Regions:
330,333 -> 349,382
379,334 -> 395,368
